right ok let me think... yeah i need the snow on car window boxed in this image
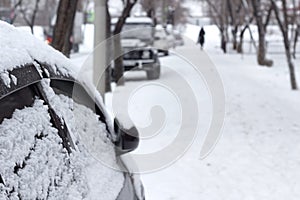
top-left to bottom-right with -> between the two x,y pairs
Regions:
41,79 -> 124,200
0,99 -> 88,199
122,24 -> 153,40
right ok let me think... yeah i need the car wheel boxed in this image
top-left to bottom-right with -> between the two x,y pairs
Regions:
147,64 -> 160,80
73,43 -> 79,53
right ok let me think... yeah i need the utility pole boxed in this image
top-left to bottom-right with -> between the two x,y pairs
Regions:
94,0 -> 106,97
162,0 -> 166,25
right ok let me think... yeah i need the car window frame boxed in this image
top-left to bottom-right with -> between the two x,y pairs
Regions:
48,78 -> 110,133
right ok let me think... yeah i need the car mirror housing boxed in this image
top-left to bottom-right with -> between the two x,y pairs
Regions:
114,118 -> 139,155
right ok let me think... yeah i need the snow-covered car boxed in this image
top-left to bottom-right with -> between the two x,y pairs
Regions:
163,24 -> 176,50
173,30 -> 184,47
0,21 -> 144,200
112,17 -> 161,80
153,26 -> 171,56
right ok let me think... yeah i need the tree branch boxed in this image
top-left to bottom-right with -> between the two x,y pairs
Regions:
113,0 -> 138,35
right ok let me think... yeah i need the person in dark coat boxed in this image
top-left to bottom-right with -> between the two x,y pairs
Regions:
197,27 -> 205,50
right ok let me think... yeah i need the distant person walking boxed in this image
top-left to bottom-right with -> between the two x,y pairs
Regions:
197,27 -> 205,50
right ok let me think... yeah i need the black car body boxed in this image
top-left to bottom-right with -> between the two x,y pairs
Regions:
0,21 -> 144,200
122,45 -> 160,80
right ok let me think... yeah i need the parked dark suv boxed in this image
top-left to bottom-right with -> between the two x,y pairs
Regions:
0,21 -> 144,200
112,17 -> 161,80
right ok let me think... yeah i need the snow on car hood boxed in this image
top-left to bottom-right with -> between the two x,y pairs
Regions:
0,21 -> 75,77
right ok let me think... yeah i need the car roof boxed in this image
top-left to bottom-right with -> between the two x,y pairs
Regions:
0,21 -> 76,99
111,17 -> 153,25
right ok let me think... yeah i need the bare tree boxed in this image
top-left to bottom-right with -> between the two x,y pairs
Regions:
251,0 -> 273,66
51,0 -> 78,58
112,0 -> 138,86
140,0 -> 157,24
141,0 -> 188,26
20,0 -> 40,34
226,0 -> 245,50
172,1 -> 189,25
271,0 -> 298,90
291,0 -> 300,58
293,24 -> 300,58
206,0 -> 228,53
237,16 -> 256,53
9,0 -> 41,34
9,0 -> 23,24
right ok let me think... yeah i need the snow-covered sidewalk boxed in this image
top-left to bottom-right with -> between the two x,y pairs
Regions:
139,25 -> 300,200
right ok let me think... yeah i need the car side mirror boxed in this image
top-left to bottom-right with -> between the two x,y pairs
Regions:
114,118 -> 139,155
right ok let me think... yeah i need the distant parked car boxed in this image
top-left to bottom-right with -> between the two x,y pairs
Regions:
165,25 -> 176,49
173,30 -> 184,47
153,26 -> 171,56
0,20 -> 144,200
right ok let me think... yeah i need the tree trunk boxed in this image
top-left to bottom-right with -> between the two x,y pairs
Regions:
293,25 -> 299,58
51,0 -> 78,58
113,35 -> 125,85
237,25 -> 248,53
284,39 -> 298,90
30,0 -> 40,34
232,26 -> 238,50
272,0 -> 298,90
221,31 -> 227,53
257,25 -> 269,65
112,0 -> 137,86
251,0 -> 273,67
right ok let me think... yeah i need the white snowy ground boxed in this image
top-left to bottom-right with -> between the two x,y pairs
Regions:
68,24 -> 300,199
138,25 -> 300,200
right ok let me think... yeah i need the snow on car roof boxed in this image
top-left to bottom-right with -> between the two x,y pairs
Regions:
111,17 -> 153,25
0,20 -> 75,78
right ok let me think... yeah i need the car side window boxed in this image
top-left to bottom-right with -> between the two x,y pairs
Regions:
0,85 -> 36,123
50,79 -> 107,128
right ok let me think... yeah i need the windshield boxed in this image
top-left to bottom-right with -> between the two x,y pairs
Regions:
122,23 -> 153,40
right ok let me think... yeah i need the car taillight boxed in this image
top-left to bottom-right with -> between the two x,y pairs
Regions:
45,36 -> 52,44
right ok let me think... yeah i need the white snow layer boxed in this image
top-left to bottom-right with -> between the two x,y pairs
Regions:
0,100 -> 89,199
0,20 -> 75,77
40,79 -> 124,200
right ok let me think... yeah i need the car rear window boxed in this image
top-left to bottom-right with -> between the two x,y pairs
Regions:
0,85 -> 36,123
0,99 -> 89,199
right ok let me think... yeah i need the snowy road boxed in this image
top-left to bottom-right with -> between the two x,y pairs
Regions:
70,24 -> 300,200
